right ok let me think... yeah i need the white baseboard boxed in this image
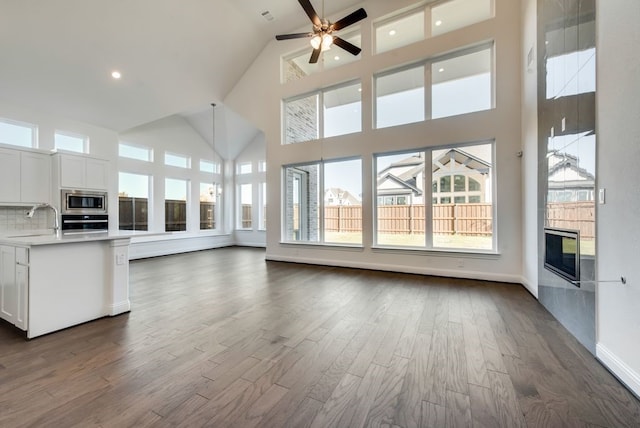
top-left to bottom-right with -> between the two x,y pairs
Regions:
129,235 -> 234,260
106,300 -> 131,316
597,343 -> 640,398
519,275 -> 539,298
266,254 -> 522,284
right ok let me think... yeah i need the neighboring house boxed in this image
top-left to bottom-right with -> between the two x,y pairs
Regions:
324,187 -> 361,206
547,152 -> 595,202
376,148 -> 492,205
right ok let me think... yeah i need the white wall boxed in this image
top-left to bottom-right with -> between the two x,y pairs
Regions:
595,0 -> 640,397
521,0 -> 538,296
226,0 -> 524,283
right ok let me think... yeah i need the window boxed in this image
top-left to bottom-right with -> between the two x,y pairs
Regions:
432,142 -> 493,250
324,82 -> 362,138
374,142 -> 494,251
432,47 -> 492,119
284,81 -> 361,144
200,160 -> 219,174
55,132 -> 88,153
375,8 -> 425,54
259,161 -> 267,172
259,182 -> 267,231
119,172 -> 149,231
282,31 -> 362,83
0,118 -> 37,148
431,0 -> 494,37
283,158 -> 362,245
165,178 -> 188,231
119,143 -> 152,162
376,66 -> 425,129
200,182 -> 217,230
375,151 -> 427,247
238,162 -> 252,174
284,94 -> 318,144
165,152 -> 190,168
239,183 -> 252,229
324,159 -> 362,244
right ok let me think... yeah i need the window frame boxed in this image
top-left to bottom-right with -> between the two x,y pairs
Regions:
373,140 -> 496,253
282,79 -> 362,145
374,42 -> 494,129
0,118 -> 38,148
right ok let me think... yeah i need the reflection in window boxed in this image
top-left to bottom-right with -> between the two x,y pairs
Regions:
200,182 -> 217,230
119,172 -> 149,231
324,82 -> 362,138
284,94 -> 319,144
432,48 -> 492,119
431,0 -> 493,37
376,66 -> 425,129
165,178 -> 188,231
375,8 -> 425,54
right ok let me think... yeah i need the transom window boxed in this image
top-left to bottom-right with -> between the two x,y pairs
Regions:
119,143 -> 153,162
55,131 -> 88,153
0,118 -> 37,148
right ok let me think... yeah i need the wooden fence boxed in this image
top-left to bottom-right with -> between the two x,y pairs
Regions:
324,204 -> 493,236
546,202 -> 595,239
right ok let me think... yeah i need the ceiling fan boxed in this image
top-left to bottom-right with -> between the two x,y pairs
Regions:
275,0 -> 367,64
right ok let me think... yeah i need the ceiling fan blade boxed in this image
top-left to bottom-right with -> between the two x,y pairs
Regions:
299,0 -> 321,27
332,8 -> 367,31
276,32 -> 312,41
333,37 -> 361,56
309,48 -> 321,64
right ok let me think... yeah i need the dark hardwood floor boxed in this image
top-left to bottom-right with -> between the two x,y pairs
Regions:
1,247 -> 639,427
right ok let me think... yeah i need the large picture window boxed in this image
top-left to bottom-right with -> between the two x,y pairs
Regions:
375,141 -> 494,251
283,158 -> 362,245
238,183 -> 252,229
119,172 -> 149,231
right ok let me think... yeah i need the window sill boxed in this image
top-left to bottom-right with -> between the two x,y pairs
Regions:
280,241 -> 364,251
371,245 -> 500,258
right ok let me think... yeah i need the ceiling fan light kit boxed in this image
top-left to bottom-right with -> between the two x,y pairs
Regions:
275,0 -> 367,64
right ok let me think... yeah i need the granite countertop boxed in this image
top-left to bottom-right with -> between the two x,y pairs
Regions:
0,230 -> 131,246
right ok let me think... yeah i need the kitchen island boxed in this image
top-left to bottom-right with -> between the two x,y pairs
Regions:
0,232 -> 130,339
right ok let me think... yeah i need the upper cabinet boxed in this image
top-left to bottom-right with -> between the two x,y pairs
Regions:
53,152 -> 109,190
0,147 -> 51,204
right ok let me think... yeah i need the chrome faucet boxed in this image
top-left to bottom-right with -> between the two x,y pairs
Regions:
26,203 -> 60,233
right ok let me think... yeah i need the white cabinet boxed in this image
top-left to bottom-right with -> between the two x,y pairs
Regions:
0,245 -> 28,331
0,148 -> 51,204
55,153 -> 108,190
0,148 -> 21,202
20,152 -> 51,203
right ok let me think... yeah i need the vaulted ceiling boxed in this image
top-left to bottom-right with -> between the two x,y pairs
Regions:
0,0 -> 362,154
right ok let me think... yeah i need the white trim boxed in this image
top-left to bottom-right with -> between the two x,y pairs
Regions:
519,275 -> 538,298
106,300 -> 130,316
266,254 -> 522,284
596,343 -> 640,398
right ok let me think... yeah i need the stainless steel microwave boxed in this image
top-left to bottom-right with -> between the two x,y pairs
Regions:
61,189 -> 107,214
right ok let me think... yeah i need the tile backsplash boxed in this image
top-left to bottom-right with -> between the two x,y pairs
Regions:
0,206 -> 51,233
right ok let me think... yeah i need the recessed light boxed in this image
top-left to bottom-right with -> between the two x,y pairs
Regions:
111,70 -> 122,79
389,29 -> 396,36
435,20 -> 443,26
334,55 -> 340,61
358,88 -> 362,92
438,68 -> 445,73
